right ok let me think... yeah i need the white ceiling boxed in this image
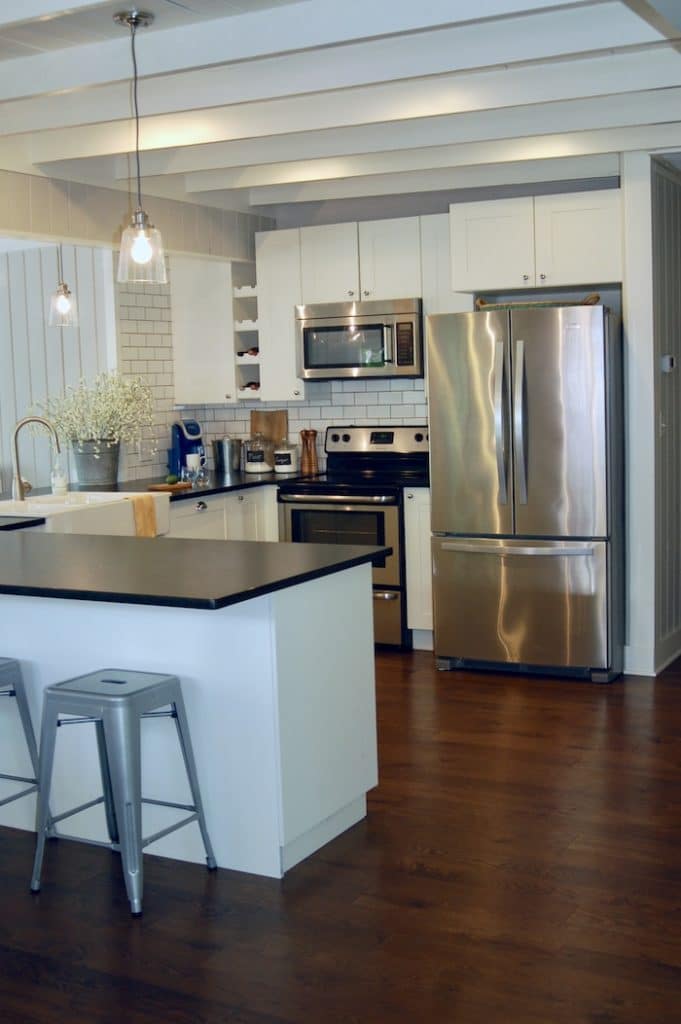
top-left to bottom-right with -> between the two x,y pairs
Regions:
0,0 -> 680,221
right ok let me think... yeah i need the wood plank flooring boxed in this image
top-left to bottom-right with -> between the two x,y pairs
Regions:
2,652 -> 681,1023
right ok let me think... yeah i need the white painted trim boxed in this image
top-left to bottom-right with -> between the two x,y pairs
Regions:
280,797 -> 367,875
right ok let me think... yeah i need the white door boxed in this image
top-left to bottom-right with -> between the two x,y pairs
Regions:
256,229 -> 305,402
358,217 -> 421,300
404,487 -> 433,631
173,256 -> 237,405
300,223 -> 360,302
449,197 -> 535,292
533,190 -> 623,287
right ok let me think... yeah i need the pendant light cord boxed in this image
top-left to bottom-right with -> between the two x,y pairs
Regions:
57,243 -> 63,282
130,17 -> 142,210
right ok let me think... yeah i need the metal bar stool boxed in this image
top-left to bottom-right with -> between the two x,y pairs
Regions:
0,658 -> 41,811
30,668 -> 217,915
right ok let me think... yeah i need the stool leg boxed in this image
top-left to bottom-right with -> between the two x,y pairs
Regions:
13,671 -> 56,839
102,706 -> 144,915
172,695 -> 217,870
95,719 -> 119,845
30,701 -> 60,893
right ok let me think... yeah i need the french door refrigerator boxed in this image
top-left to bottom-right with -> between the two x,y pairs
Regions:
428,305 -> 624,682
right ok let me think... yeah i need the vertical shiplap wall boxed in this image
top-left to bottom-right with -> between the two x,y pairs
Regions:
0,244 -> 115,492
652,160 -> 681,668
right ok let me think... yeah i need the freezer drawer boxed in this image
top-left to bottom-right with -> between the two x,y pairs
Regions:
432,537 -> 609,672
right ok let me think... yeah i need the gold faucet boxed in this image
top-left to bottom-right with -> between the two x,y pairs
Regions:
12,417 -> 61,501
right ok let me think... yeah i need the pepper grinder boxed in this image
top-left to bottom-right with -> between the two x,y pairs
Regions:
300,429 -> 319,475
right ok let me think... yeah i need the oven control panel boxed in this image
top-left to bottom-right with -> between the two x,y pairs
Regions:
325,425 -> 429,454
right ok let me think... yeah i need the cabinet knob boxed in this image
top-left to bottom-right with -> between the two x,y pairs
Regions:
195,501 -> 208,512
540,273 -> 546,280
225,394 -> 231,400
522,274 -> 529,281
407,493 -> 414,499
348,290 -> 355,297
293,390 -> 300,396
363,290 -> 370,297
237,495 -> 244,502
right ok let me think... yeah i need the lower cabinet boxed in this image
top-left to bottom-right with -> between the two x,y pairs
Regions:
404,487 -> 433,632
166,486 -> 279,541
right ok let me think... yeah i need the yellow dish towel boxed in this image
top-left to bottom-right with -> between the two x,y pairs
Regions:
131,494 -> 158,537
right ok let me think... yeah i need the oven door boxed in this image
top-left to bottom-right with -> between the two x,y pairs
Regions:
278,498 -> 401,588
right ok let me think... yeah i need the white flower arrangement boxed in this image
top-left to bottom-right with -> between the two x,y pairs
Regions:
39,372 -> 153,448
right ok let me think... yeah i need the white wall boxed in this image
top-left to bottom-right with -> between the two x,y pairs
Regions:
0,244 -> 115,492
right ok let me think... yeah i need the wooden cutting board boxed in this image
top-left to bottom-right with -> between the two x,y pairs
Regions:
147,481 -> 193,492
250,409 -> 289,444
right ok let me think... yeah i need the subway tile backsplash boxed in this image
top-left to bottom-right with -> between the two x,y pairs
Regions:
118,255 -> 428,479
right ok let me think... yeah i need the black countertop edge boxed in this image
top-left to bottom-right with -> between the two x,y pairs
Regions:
0,548 -> 389,611
0,516 -> 46,530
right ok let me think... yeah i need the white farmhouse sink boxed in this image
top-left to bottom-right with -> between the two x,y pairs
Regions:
0,491 -> 170,536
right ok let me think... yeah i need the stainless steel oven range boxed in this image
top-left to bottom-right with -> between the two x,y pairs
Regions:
278,425 -> 429,648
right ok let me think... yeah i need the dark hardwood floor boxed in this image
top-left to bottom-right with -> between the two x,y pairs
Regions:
2,652 -> 681,1023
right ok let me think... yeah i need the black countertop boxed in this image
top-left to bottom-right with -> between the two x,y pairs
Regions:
0,533 -> 389,610
0,515 -> 45,530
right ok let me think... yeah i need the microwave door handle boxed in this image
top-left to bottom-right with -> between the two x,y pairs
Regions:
383,325 -> 394,363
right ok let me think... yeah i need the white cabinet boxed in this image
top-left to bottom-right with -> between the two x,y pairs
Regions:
172,255 -> 237,406
166,486 -> 279,541
449,189 -> 622,292
256,228 -> 305,402
231,261 -> 261,400
167,493 -> 228,539
300,222 -> 359,303
300,217 -> 421,303
419,214 -> 474,317
403,487 -> 433,632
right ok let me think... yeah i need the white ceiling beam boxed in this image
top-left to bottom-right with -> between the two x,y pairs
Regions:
184,88 -> 681,192
0,0 -> 580,103
0,0 -> 110,26
623,0 -> 681,35
247,123 -> 681,204
0,2 -> 659,136
28,47 -> 681,166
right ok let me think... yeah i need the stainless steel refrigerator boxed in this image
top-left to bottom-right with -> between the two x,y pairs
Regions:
427,305 -> 624,682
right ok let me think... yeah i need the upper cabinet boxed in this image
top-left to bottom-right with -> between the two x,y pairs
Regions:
300,217 -> 422,303
256,228 -> 306,402
449,189 -> 623,292
173,255 -> 237,406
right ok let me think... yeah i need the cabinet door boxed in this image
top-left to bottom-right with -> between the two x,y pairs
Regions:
534,189 -> 623,286
225,489 -> 262,544
166,496 -> 227,539
450,197 -> 535,292
358,217 -> 421,300
404,487 -> 433,631
256,229 -> 305,402
172,256 -> 236,405
300,223 -> 359,302
419,214 -> 473,317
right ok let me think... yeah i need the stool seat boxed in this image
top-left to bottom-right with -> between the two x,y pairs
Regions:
31,667 -> 216,915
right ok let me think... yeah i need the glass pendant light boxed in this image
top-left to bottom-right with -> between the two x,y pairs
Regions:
115,10 -> 167,284
48,244 -> 78,327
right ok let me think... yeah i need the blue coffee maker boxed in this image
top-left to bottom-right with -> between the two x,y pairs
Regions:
168,419 -> 205,477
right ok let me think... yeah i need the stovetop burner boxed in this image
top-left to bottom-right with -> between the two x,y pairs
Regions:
278,425 -> 429,495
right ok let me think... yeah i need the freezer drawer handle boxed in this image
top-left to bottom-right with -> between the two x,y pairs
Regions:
441,542 -> 595,557
493,338 -> 508,505
373,590 -> 399,600
513,337 -> 528,504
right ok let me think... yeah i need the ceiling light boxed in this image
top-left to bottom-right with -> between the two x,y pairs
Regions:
48,244 -> 78,327
115,10 -> 167,285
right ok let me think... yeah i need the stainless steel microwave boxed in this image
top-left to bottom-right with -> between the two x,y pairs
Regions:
295,298 -> 423,380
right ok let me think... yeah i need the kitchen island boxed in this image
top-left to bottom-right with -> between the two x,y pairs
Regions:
0,532 -> 385,878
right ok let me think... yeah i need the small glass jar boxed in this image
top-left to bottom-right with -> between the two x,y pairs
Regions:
273,438 -> 298,474
50,454 -> 69,495
244,432 -> 268,474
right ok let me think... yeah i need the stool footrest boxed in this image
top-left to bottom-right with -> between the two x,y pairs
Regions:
49,796 -> 104,825
0,771 -> 37,785
0,783 -> 37,807
142,812 -> 199,849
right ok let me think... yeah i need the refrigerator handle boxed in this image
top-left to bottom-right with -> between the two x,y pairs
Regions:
442,541 -> 595,557
493,339 -> 508,505
513,337 -> 528,504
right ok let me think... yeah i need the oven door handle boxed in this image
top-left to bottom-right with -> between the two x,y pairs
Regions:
278,493 -> 398,505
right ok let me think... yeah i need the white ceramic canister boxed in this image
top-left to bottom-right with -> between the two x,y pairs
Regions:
244,433 -> 269,474
273,439 -> 299,474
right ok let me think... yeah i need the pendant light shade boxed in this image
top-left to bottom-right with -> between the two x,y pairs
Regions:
48,245 -> 78,327
115,10 -> 167,285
